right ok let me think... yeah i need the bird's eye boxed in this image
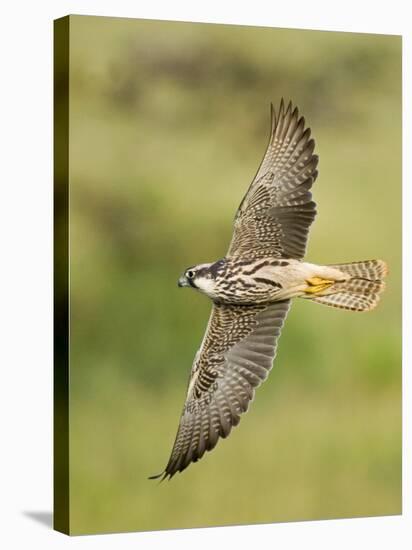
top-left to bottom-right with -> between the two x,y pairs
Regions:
187,270 -> 195,279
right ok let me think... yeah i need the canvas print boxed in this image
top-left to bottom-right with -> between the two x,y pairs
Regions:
54,15 -> 402,535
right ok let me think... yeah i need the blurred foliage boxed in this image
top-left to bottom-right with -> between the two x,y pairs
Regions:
65,15 -> 401,534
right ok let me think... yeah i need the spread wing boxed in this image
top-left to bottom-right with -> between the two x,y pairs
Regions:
150,299 -> 290,480
227,99 -> 319,260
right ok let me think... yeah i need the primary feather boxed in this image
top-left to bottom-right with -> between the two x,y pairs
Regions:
228,99 -> 318,260
150,300 -> 290,480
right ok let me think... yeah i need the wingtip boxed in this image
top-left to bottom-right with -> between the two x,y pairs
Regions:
148,468 -> 178,482
292,105 -> 299,120
270,101 -> 275,118
148,471 -> 167,481
272,98 -> 289,130
271,98 -> 298,135
270,102 -> 276,132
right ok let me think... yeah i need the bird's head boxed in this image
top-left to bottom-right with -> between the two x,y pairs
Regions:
178,259 -> 226,299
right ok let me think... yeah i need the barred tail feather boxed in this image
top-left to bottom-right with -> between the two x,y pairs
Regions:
310,259 -> 387,312
328,259 -> 388,280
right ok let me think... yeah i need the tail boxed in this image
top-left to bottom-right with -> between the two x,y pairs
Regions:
307,259 -> 388,312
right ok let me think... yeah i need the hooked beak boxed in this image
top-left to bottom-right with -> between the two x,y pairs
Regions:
178,275 -> 190,288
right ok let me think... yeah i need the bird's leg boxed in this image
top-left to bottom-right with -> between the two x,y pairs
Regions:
304,277 -> 335,295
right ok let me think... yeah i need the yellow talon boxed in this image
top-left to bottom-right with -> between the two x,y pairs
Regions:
305,277 -> 335,295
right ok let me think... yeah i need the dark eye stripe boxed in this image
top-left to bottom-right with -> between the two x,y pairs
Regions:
209,259 -> 226,278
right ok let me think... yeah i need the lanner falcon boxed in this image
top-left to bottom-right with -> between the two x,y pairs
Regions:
150,99 -> 387,480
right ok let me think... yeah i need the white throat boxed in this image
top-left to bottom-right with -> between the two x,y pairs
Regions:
194,276 -> 217,298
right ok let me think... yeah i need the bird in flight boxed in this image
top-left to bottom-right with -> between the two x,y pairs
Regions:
150,99 -> 387,481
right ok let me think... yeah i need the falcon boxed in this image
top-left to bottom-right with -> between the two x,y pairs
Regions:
150,99 -> 387,480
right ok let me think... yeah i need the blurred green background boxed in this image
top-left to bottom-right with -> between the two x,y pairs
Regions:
66,15 -> 401,534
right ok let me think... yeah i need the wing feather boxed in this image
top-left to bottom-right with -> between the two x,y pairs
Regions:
150,300 -> 290,480
227,99 -> 319,260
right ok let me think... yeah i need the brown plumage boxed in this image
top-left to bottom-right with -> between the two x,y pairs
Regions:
149,99 -> 387,480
